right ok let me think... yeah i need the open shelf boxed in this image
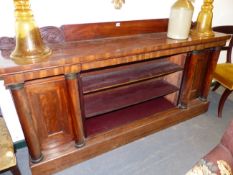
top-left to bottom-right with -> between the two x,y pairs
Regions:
80,58 -> 183,94
83,79 -> 179,118
85,97 -> 175,136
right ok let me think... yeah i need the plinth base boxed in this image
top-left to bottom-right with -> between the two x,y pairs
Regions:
31,99 -> 209,175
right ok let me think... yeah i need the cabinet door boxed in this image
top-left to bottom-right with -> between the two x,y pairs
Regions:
179,49 -> 211,107
25,76 -> 74,150
189,50 -> 210,100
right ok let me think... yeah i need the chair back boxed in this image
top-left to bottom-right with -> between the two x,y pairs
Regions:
213,26 -> 233,63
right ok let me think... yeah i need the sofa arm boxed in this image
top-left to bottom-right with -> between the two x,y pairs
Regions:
186,144 -> 232,175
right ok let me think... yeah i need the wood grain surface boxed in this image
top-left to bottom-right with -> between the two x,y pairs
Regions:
0,19 -> 230,175
0,21 -> 230,85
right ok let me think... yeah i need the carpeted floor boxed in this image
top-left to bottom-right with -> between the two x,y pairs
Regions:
1,89 -> 233,175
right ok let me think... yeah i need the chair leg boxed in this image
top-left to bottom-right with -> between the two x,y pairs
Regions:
10,164 -> 21,175
212,82 -> 221,91
218,88 -> 232,118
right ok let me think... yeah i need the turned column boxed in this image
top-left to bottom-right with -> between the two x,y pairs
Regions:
9,83 -> 43,163
199,47 -> 221,101
65,73 -> 85,148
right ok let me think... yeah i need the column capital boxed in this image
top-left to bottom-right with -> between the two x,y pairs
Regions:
65,73 -> 77,80
8,83 -> 24,90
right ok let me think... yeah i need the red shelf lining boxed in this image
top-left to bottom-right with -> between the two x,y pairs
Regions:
85,97 -> 175,137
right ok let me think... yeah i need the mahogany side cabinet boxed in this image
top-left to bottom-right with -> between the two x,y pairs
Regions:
0,19 -> 230,175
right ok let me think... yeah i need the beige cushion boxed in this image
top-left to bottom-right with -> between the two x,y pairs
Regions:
0,117 -> 16,170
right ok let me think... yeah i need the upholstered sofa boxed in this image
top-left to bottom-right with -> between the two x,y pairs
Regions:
186,120 -> 233,175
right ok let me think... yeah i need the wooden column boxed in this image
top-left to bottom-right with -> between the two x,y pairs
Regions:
199,47 -> 221,101
65,73 -> 85,148
9,83 -> 43,163
179,52 -> 198,108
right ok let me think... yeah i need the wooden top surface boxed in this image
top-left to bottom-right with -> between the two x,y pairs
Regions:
0,32 -> 229,75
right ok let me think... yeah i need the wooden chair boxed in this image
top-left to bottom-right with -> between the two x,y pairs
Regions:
212,26 -> 233,118
0,117 -> 21,175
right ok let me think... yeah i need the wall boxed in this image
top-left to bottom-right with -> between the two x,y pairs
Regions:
0,0 -> 232,142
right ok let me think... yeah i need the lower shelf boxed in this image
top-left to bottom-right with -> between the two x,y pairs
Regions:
31,99 -> 209,175
85,97 -> 175,136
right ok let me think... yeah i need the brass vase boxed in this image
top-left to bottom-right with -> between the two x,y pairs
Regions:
191,0 -> 214,38
10,0 -> 51,64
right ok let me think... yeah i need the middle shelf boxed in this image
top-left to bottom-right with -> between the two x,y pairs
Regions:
83,78 -> 179,118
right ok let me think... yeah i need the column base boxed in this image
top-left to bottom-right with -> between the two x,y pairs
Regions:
178,103 -> 187,109
75,141 -> 85,148
30,154 -> 44,164
199,97 -> 207,102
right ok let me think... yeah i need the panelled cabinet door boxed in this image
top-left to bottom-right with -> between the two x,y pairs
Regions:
25,76 -> 74,150
189,50 -> 210,100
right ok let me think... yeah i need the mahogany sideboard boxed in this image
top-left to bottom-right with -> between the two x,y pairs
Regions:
0,19 -> 230,175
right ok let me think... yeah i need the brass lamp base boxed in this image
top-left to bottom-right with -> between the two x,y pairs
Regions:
10,47 -> 51,65
191,28 -> 214,38
191,0 -> 215,38
11,0 -> 52,65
